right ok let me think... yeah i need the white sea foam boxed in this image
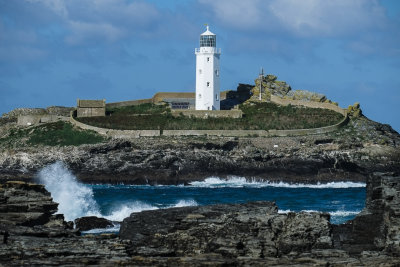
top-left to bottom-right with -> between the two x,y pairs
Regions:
278,209 -> 361,217
172,199 -> 198,208
104,201 -> 158,222
189,177 -> 365,189
37,161 -> 101,221
81,223 -> 121,235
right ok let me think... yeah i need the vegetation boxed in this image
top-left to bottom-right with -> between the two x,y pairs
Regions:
0,121 -> 106,147
77,102 -> 344,131
106,103 -> 169,116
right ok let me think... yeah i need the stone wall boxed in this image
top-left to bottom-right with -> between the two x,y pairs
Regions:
171,109 -> 243,119
77,107 -> 106,117
70,116 -> 160,138
70,95 -> 349,138
70,112 -> 348,139
17,115 -> 69,126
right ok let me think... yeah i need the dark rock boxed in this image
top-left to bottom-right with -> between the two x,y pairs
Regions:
2,175 -> 400,265
0,181 -> 58,227
333,172 -> 400,255
120,202 -> 333,258
75,216 -> 114,231
0,181 -> 131,266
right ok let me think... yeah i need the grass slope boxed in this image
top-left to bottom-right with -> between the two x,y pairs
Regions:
0,121 -> 106,147
77,102 -> 344,131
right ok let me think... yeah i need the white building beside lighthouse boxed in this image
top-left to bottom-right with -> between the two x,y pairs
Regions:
195,26 -> 221,110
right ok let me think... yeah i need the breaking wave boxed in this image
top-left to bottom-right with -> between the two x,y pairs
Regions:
37,161 -> 101,221
189,177 -> 365,188
37,162 -> 199,223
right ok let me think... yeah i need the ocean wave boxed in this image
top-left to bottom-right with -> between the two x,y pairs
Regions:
103,201 -> 158,222
188,177 -> 366,189
171,199 -> 198,208
37,161 -> 101,221
81,223 -> 121,235
278,209 -> 361,217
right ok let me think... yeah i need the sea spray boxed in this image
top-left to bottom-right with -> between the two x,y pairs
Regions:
189,177 -> 366,188
36,162 -> 200,223
104,201 -> 158,222
37,161 -> 101,221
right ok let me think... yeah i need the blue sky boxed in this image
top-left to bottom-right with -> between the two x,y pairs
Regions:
1,0 -> 399,132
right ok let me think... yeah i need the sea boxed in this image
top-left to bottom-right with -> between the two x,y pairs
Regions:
37,162 -> 366,234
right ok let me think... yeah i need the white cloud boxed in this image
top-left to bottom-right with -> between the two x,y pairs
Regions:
24,0 -> 162,45
200,0 -> 387,37
26,0 -> 68,18
66,21 -> 125,45
269,0 -> 386,37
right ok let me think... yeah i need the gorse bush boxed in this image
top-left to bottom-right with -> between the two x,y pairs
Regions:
78,102 -> 344,131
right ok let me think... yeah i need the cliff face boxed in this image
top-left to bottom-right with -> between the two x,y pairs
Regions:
1,173 -> 399,266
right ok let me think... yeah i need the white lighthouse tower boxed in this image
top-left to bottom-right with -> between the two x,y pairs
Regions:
195,25 -> 221,110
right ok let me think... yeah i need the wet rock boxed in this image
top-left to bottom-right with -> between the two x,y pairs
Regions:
0,181 -> 130,266
0,181 -> 58,227
75,216 -> 114,231
333,172 -> 400,255
2,175 -> 400,266
120,202 -> 333,258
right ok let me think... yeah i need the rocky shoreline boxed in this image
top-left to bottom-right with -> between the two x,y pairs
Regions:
0,116 -> 399,185
1,172 -> 400,266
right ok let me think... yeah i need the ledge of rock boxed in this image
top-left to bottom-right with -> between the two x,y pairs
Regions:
75,216 -> 114,231
120,202 -> 332,258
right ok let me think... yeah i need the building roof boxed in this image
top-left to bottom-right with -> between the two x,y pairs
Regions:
77,99 -> 105,108
152,92 -> 195,103
200,25 -> 215,36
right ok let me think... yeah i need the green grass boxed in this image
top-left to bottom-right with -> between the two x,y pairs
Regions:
107,103 -> 169,115
77,102 -> 344,131
0,121 -> 106,147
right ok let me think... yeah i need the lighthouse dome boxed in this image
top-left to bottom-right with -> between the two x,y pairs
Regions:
200,26 -> 216,47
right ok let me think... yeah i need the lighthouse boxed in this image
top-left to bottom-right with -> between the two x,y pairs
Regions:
195,25 -> 221,110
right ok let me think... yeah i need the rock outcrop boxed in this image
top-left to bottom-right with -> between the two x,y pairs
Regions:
0,181 -> 131,266
1,173 -> 400,265
333,172 -> 400,255
117,172 -> 400,265
120,202 -> 332,258
1,106 -> 74,119
75,216 -> 114,231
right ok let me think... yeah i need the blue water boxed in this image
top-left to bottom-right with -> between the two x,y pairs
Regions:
90,178 -> 365,225
37,162 -> 366,233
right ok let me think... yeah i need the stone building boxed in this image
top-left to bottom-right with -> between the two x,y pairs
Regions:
77,99 -> 106,117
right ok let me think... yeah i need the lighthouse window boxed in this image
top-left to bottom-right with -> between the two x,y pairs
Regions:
207,82 -> 210,87
199,69 -> 202,74
216,94 -> 219,101
207,57 -> 210,62
200,35 -> 216,47
215,69 -> 219,76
